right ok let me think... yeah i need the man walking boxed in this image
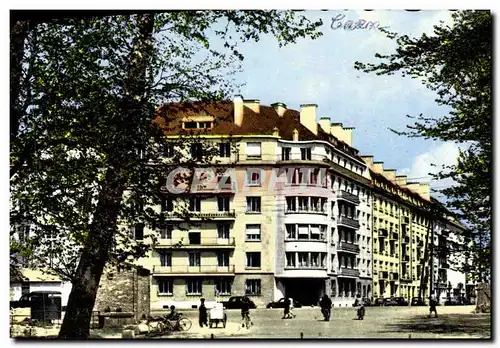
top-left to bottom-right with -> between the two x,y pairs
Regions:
428,295 -> 438,318
319,294 -> 332,321
199,298 -> 208,327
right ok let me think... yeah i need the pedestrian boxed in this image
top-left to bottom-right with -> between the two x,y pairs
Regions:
282,297 -> 291,319
428,295 -> 438,318
199,298 -> 208,327
289,298 -> 296,318
319,294 -> 332,321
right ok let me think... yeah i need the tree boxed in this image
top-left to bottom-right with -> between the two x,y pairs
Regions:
9,11 -> 323,338
354,10 -> 492,281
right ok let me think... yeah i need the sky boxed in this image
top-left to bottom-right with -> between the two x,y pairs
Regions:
222,10 -> 463,200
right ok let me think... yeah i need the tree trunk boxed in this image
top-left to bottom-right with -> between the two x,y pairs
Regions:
58,13 -> 154,339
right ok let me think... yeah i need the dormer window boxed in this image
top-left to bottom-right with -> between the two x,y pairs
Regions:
183,121 -> 213,129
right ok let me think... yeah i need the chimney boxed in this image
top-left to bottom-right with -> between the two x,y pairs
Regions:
373,161 -> 384,173
300,104 -> 318,135
395,175 -> 407,186
361,155 -> 374,167
318,117 -> 330,133
292,129 -> 299,141
233,95 -> 244,126
343,127 -> 355,147
244,99 -> 260,114
271,102 -> 287,117
273,126 -> 279,137
330,123 -> 346,143
383,169 -> 397,182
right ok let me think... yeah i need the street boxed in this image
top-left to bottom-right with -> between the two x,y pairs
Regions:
164,305 -> 490,339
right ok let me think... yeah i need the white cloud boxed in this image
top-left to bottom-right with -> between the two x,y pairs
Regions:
400,142 -> 465,193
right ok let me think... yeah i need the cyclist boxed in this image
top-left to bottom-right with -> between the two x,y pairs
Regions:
165,305 -> 181,321
241,296 -> 252,328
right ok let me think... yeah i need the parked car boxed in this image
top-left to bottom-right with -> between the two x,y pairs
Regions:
383,298 -> 399,306
221,296 -> 257,309
393,297 -> 409,306
352,297 -> 372,307
411,297 -> 426,306
266,298 -> 303,309
10,291 -> 62,309
373,298 -> 385,306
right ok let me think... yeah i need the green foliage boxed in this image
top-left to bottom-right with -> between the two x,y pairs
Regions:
10,12 -> 323,336
354,10 -> 491,281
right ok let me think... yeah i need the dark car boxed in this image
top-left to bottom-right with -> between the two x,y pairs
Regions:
267,298 -> 303,309
352,297 -> 372,307
445,297 -> 469,306
373,298 -> 385,306
393,297 -> 409,306
221,296 -> 257,310
383,298 -> 399,306
411,297 -> 426,306
10,291 -> 62,309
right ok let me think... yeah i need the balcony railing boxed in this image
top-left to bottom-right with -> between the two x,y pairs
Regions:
286,208 -> 327,215
339,267 -> 360,277
390,272 -> 399,281
164,210 -> 236,219
337,215 -> 360,229
155,237 -> 235,248
336,190 -> 360,205
153,265 -> 235,275
402,236 -> 410,244
285,264 -> 327,270
402,255 -> 410,262
390,232 -> 398,240
338,241 -> 360,253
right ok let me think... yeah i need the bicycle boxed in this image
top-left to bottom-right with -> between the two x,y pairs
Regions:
146,313 -> 192,336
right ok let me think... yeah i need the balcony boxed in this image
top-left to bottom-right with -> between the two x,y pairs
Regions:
390,232 -> 398,240
155,237 -> 235,249
401,255 -> 410,263
286,208 -> 327,216
163,210 -> 236,220
153,265 -> 235,275
390,272 -> 399,281
338,241 -> 360,253
379,271 -> 389,280
336,190 -> 360,205
337,215 -> 360,229
400,276 -> 412,283
338,267 -> 360,278
401,236 -> 410,244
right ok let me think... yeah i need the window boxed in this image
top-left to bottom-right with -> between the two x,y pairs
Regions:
184,121 -> 197,129
164,143 -> 174,158
21,282 -> 30,296
298,252 -> 309,267
247,170 -> 261,186
298,225 -> 309,240
215,279 -> 232,295
246,142 -> 262,158
331,280 -> 337,297
245,279 -> 261,295
217,196 -> 230,212
188,232 -> 201,244
246,252 -> 261,268
160,253 -> 172,267
189,252 -> 201,266
191,143 -> 203,161
310,225 -> 321,240
311,252 -> 320,267
217,224 -> 230,239
286,197 -> 296,211
286,252 -> 296,267
310,169 -> 318,185
161,197 -> 173,212
246,197 -> 261,213
132,224 -> 144,240
286,224 -> 296,239
311,197 -> 320,211
217,252 -> 230,267
219,142 -> 231,157
186,279 -> 202,295
282,147 -> 291,160
300,147 -> 312,160
160,225 -> 173,239
246,224 -> 261,241
199,121 -> 212,129
189,197 -> 201,212
298,197 -> 309,211
158,278 -> 173,295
